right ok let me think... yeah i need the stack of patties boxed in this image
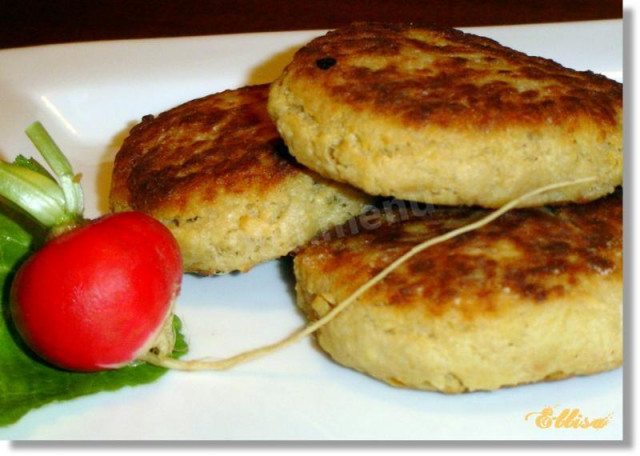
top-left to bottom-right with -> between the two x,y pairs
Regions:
268,23 -> 623,392
110,85 -> 371,274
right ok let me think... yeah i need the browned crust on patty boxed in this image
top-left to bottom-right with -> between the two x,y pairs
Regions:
109,84 -> 372,274
285,22 -> 621,131
110,84 -> 307,214
297,188 -> 622,320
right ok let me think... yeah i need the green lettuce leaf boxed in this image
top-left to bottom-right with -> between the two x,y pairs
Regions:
0,209 -> 187,427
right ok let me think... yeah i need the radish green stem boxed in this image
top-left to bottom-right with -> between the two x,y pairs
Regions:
0,122 -> 84,230
0,163 -> 68,227
25,122 -> 84,217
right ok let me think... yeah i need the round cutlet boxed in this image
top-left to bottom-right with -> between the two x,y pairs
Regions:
269,22 -> 623,208
294,190 -> 623,392
109,85 -> 371,274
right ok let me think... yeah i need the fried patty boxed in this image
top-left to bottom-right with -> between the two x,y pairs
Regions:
269,22 -> 623,208
109,85 -> 371,274
294,190 -> 623,392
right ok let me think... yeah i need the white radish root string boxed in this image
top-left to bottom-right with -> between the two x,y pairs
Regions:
140,177 -> 596,371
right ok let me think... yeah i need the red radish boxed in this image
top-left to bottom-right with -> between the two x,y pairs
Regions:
10,212 -> 182,371
1,122 -> 182,371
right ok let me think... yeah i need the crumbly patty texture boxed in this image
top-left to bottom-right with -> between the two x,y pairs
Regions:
109,85 -> 371,274
269,22 -> 623,208
294,190 -> 622,392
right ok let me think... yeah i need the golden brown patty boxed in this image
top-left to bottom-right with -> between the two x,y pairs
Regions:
110,85 -> 371,274
269,22 -> 623,207
294,190 -> 623,392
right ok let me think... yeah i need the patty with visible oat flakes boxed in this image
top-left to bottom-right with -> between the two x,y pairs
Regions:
294,189 -> 623,392
109,84 -> 371,274
268,22 -> 622,208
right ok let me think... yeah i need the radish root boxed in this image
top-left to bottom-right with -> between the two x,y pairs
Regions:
140,177 -> 597,371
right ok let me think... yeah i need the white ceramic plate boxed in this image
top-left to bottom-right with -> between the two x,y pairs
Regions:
0,20 -> 623,440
